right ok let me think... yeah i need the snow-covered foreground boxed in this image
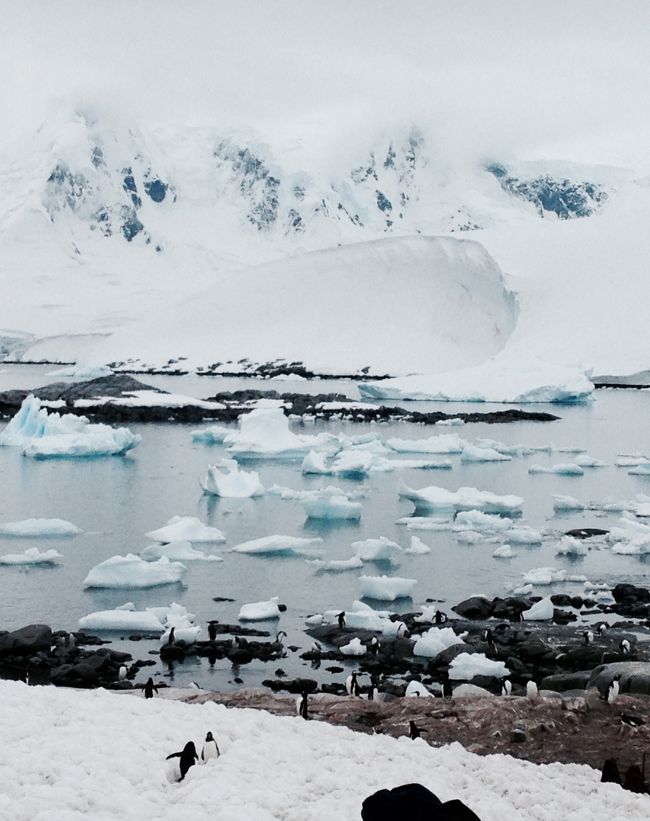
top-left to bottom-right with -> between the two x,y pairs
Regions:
0,681 -> 648,821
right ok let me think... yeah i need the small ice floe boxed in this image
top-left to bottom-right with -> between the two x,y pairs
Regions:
191,425 -> 232,444
552,494 -> 585,512
555,536 -> 588,556
522,596 -> 554,621
404,535 -> 431,555
615,454 -> 649,467
351,537 -> 401,562
397,516 -> 453,532
302,488 -> 363,521
238,596 -> 281,621
507,526 -> 543,545
317,601 -> 407,635
145,516 -> 225,544
0,396 -> 141,458
575,454 -> 608,468
399,482 -> 524,515
140,541 -> 223,562
82,554 -> 186,588
448,652 -> 509,680
0,547 -> 63,566
201,459 -> 264,498
0,518 -> 83,537
492,545 -> 516,558
49,363 -> 113,379
310,556 -> 364,572
512,583 -> 533,595
522,566 -> 586,585
359,574 -> 417,601
553,445 -> 587,455
224,408 -> 335,460
528,463 -> 584,476
79,605 -> 165,633
455,531 -> 487,545
629,463 -> 650,476
340,637 -> 366,656
231,535 -> 322,556
435,418 -> 465,427
454,510 -> 512,533
461,445 -> 511,463
413,627 -> 466,658
386,434 -> 465,454
405,680 -> 432,697
611,539 -> 650,555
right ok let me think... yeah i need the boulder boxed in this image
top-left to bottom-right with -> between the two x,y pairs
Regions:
540,671 -> 591,692
588,662 -> 650,697
0,625 -> 52,657
453,596 -> 493,620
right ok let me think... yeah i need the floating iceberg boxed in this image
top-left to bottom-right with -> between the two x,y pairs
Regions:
523,596 -> 554,621
492,545 -> 516,558
575,454 -> 608,468
238,596 -> 281,621
455,530 -> 486,545
82,554 -> 186,589
448,652 -> 510,680
413,627 -> 466,658
454,511 -> 512,533
359,574 -> 417,601
191,425 -> 232,444
0,396 -> 141,458
145,516 -> 225,544
386,434 -> 464,454
201,459 -> 264,498
140,541 -> 223,562
0,547 -> 63,566
360,364 -> 594,404
405,535 -> 431,555
552,494 -> 585,512
0,518 -> 82,537
461,445 -> 511,463
310,556 -> 364,572
522,566 -> 567,585
303,488 -> 363,521
351,537 -> 402,562
231,535 -> 322,556
529,463 -> 584,476
340,638 -> 366,656
49,364 -> 113,380
629,464 -> 650,476
555,536 -> 587,556
399,482 -> 524,515
302,450 -> 331,475
507,526 -> 543,545
78,606 -> 164,633
224,408 -> 333,460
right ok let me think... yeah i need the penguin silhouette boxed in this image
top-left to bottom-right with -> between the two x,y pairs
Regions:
337,612 -> 346,629
144,677 -> 159,699
167,627 -> 176,646
208,622 -> 217,641
166,741 -> 198,781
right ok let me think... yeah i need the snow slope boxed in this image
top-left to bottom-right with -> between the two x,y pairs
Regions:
0,681 -> 648,821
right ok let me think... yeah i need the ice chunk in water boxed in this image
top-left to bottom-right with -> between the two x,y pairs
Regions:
201,459 -> 264,498
522,566 -> 567,585
555,536 -> 587,556
492,545 -> 516,558
523,596 -> 554,621
78,607 -> 164,633
399,481 -> 524,514
413,627 -> 466,658
82,554 -> 186,588
405,536 -> 431,555
303,489 -> 363,520
145,516 -> 225,544
0,547 -> 63,565
528,463 -> 584,475
359,574 -> 417,601
0,518 -> 82,537
449,652 -> 510,680
140,541 -> 223,562
309,556 -> 364,572
231,535 -> 322,556
507,526 -> 543,545
552,495 -> 585,512
239,597 -> 281,621
386,434 -> 465,454
351,537 -> 401,561
461,445 -> 511,463
340,638 -> 366,656
191,424 -> 232,444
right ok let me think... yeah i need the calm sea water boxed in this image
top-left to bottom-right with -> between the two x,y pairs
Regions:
0,365 -> 648,690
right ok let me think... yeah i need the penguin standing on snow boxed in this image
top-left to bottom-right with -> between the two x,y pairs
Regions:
346,671 -> 361,697
144,677 -> 159,699
296,692 -> 309,720
201,731 -> 220,762
166,741 -> 198,782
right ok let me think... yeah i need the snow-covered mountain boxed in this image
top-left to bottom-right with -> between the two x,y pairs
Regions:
0,108 -> 647,379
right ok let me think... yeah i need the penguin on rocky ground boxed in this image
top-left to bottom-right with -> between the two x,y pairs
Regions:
369,636 -> 380,655
144,677 -> 159,699
337,612 -> 346,630
201,731 -> 220,761
501,679 -> 512,697
583,630 -> 594,645
166,741 -> 198,782
346,671 -> 361,697
596,622 -> 607,637
526,680 -> 539,701
608,674 -> 622,704
296,692 -> 309,720
118,665 -> 127,681
434,610 -> 447,625
620,639 -> 631,655
409,720 -> 424,740
167,627 -> 176,646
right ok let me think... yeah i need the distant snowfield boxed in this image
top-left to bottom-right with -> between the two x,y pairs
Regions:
1,681 -> 648,821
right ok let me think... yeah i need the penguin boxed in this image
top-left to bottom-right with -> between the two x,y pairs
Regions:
208,621 -> 217,641
526,680 -> 539,701
484,628 -> 497,654
619,639 -> 631,655
346,671 -> 361,697
623,764 -> 647,794
276,630 -> 287,644
66,632 -> 76,649
201,731 -> 220,762
501,679 -> 512,697
167,627 -> 176,646
583,630 -> 594,645
166,741 -> 198,782
310,641 -> 321,656
296,692 -> 309,720
369,636 -> 380,655
395,623 -> 410,638
442,680 -> 453,699
144,677 -> 159,699
409,720 -> 424,740
434,610 -> 447,625
118,665 -> 127,681
337,611 -> 346,630
596,622 -> 607,637
607,674 -> 622,704
601,758 -> 622,785
620,712 -> 644,729
189,681 -> 201,690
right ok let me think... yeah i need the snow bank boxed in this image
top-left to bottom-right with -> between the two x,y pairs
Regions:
200,459 -> 264,498
238,597 -> 281,621
145,516 -> 225,544
449,652 -> 510,680
351,537 -> 402,561
399,482 -> 524,514
231,535 -> 322,556
0,396 -> 141,458
140,541 -> 223,562
360,363 -> 594,404
359,574 -> 417,601
0,518 -> 82,537
82,554 -> 186,588
0,547 -> 63,566
413,627 -> 466,658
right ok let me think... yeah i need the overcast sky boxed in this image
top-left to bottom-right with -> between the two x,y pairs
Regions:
3,1 -> 649,166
